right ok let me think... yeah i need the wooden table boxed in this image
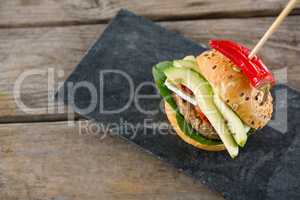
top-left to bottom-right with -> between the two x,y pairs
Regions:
0,1 -> 299,199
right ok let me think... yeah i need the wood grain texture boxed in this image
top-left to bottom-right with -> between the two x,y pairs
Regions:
0,120 -> 223,200
0,16 -> 299,122
0,0 -> 300,27
0,25 -> 103,122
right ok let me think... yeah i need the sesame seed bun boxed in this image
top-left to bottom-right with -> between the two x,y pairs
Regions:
196,50 -> 273,129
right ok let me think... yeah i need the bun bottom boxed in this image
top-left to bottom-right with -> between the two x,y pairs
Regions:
165,101 -> 225,152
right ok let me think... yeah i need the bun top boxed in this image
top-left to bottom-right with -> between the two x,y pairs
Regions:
196,50 -> 273,129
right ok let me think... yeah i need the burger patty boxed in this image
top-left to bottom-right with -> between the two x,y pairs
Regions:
173,94 -> 220,140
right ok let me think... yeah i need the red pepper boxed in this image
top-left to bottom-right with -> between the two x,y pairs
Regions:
209,40 -> 275,88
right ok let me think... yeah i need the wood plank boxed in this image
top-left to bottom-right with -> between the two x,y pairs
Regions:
0,120 -> 223,200
0,0 -> 300,27
0,24 -> 100,122
0,16 -> 299,122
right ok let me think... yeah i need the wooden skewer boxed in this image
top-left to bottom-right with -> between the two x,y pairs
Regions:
249,0 -> 299,103
249,0 -> 299,59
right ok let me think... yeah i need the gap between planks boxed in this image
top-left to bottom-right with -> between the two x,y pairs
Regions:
1,9 -> 300,29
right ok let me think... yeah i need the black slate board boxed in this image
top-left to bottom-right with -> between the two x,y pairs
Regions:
57,10 -> 300,200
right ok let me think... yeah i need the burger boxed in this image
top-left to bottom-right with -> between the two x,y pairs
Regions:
152,40 -> 274,158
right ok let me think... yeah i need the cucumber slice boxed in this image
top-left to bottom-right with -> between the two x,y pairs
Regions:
213,94 -> 248,147
164,67 -> 239,158
183,55 -> 196,61
165,80 -> 197,106
244,126 -> 251,134
173,59 -> 201,74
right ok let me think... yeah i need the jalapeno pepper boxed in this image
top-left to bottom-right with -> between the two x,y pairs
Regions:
209,40 -> 275,89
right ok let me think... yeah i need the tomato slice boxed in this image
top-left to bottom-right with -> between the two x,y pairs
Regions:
195,106 -> 209,123
180,84 -> 193,95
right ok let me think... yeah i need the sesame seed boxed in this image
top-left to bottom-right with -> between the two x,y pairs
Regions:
232,66 -> 241,72
232,104 -> 239,110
